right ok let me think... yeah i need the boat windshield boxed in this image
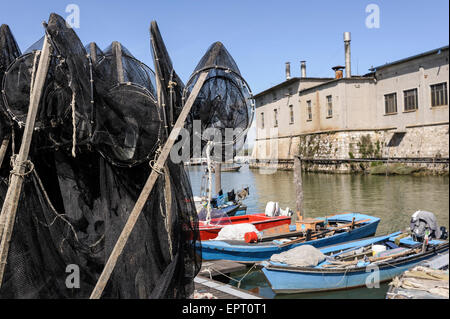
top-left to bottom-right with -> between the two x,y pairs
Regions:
197,207 -> 232,226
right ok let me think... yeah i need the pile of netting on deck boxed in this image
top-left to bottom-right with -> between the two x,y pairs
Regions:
0,13 -> 200,299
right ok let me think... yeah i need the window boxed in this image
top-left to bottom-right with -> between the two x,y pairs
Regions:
261,112 -> 264,129
431,82 -> 448,107
403,88 -> 418,111
307,100 -> 312,121
326,95 -> 333,117
273,109 -> 278,127
289,105 -> 294,124
272,92 -> 277,101
385,93 -> 397,114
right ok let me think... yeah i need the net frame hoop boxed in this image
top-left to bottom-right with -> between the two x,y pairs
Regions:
182,65 -> 255,147
93,81 -> 163,168
98,51 -> 158,101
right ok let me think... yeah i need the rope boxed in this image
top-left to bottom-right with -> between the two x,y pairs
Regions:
70,90 -> 77,158
203,263 -> 257,289
149,145 -> 164,175
205,142 -> 213,224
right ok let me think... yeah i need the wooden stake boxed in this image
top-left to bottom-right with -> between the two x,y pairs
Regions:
294,155 -> 304,221
0,137 -> 9,169
89,71 -> 209,299
112,41 -> 125,83
0,35 -> 51,286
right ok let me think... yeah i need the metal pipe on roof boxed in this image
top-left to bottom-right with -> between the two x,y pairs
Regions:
300,61 -> 306,78
344,32 -> 351,78
285,62 -> 291,80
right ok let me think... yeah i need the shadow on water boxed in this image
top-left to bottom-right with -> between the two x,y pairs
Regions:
187,164 -> 449,298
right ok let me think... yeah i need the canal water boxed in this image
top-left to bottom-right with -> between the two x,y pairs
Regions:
187,165 -> 449,299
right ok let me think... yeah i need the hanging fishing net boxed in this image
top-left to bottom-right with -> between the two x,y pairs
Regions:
2,14 -> 93,153
90,40 -> 161,167
0,13 -> 200,299
0,24 -> 21,143
183,42 -> 255,162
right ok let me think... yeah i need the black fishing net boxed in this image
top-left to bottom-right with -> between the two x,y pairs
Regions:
184,42 -> 254,162
0,13 -> 201,299
90,40 -> 161,167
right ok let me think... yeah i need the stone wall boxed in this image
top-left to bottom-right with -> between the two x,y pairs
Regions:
251,124 -> 449,174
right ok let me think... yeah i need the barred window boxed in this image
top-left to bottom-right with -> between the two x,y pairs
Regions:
385,93 -> 397,114
326,95 -> 333,117
261,112 -> 264,129
307,100 -> 312,121
431,82 -> 448,107
289,105 -> 294,124
403,88 -> 418,111
273,109 -> 278,127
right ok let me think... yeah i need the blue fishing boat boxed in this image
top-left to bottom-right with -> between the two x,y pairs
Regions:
198,213 -> 380,261
261,232 -> 449,294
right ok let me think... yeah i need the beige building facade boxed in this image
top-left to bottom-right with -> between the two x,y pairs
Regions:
252,45 -> 449,170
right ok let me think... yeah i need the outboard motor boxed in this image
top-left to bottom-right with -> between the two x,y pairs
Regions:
410,210 -> 443,242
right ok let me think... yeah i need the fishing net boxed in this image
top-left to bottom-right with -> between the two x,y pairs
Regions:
183,42 -> 255,162
90,40 -> 161,167
0,24 -> 21,143
0,13 -> 200,299
2,15 -> 93,153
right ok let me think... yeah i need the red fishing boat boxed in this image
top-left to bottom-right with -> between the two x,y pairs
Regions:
198,213 -> 292,241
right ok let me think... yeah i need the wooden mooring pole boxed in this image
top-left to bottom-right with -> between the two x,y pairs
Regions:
294,155 -> 304,221
215,163 -> 221,194
0,34 -> 51,287
89,71 -> 209,299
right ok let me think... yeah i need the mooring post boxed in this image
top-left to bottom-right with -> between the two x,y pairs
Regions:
294,155 -> 304,221
215,163 -> 221,194
89,70 -> 209,299
0,34 -> 52,286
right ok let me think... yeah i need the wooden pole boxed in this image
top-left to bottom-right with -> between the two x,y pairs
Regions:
214,163 -> 221,194
112,41 -> 125,83
294,155 -> 304,221
0,137 -> 9,169
0,35 -> 51,286
89,71 -> 209,299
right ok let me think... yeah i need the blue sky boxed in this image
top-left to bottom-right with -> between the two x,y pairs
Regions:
1,1 -> 448,148
1,0 -> 448,94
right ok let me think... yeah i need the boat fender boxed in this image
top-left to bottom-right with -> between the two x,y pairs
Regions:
244,232 -> 261,243
265,201 -> 280,217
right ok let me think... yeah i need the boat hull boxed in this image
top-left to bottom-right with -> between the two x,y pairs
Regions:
198,213 -> 291,241
262,239 -> 449,294
198,213 -> 380,261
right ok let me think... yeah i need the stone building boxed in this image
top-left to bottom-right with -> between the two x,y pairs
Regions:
251,33 -> 449,173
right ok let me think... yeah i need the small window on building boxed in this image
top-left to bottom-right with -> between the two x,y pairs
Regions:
289,105 -> 294,124
261,112 -> 264,129
272,92 -> 277,101
273,109 -> 278,127
431,82 -> 448,107
326,95 -> 333,118
307,100 -> 312,121
385,93 -> 397,114
404,88 -> 418,111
